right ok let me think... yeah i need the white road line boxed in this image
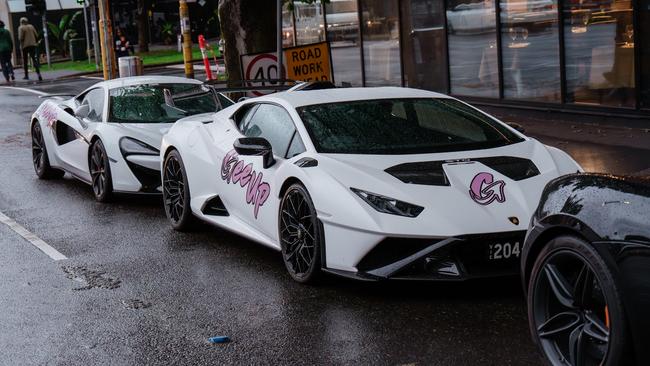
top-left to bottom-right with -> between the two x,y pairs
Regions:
80,76 -> 103,80
0,86 -> 49,96
0,211 -> 67,261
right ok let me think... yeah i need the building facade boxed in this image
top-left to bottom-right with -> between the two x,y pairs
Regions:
283,0 -> 649,117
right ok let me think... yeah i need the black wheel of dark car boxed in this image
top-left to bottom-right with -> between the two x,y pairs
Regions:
528,235 -> 629,366
163,150 -> 196,231
279,183 -> 321,283
31,122 -> 64,179
89,140 -> 113,202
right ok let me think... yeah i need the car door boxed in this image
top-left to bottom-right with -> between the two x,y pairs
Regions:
56,87 -> 105,179
219,102 -> 306,239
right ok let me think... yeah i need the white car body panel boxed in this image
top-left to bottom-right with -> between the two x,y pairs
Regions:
162,86 -> 582,276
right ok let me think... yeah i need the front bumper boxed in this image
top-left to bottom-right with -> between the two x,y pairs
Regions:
324,230 -> 526,281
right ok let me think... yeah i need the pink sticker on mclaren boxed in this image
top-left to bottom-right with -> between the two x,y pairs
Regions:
469,172 -> 506,205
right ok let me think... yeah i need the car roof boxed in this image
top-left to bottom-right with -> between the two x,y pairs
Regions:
94,75 -> 203,90
258,86 -> 453,108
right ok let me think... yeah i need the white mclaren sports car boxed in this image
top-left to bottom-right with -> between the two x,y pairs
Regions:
30,76 -> 232,201
160,84 -> 582,283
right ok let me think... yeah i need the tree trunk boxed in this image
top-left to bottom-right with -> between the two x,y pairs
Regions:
137,0 -> 150,53
218,0 -> 277,82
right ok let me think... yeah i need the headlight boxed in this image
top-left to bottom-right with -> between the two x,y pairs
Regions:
119,137 -> 159,156
351,188 -> 424,218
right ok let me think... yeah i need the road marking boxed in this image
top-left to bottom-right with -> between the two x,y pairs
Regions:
80,76 -> 103,80
0,210 -> 67,261
0,86 -> 49,96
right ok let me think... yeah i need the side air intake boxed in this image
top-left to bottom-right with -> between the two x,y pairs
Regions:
201,196 -> 229,216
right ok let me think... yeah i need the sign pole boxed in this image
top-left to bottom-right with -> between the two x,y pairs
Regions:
90,1 -> 100,70
41,13 -> 51,68
179,0 -> 194,79
276,0 -> 283,82
97,0 -> 116,79
81,0 -> 92,64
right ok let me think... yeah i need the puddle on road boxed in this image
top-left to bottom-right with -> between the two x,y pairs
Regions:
62,265 -> 121,291
122,299 -> 152,310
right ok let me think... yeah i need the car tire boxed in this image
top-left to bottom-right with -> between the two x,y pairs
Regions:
162,149 -> 196,231
527,235 -> 630,366
31,122 -> 64,179
278,183 -> 322,284
89,139 -> 113,202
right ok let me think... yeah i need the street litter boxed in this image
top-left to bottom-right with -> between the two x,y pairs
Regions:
208,336 -> 230,344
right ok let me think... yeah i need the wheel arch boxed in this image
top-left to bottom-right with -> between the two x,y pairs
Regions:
278,176 -> 305,199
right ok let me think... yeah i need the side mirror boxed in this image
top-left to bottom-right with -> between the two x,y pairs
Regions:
233,137 -> 275,169
74,104 -> 90,119
506,122 -> 526,134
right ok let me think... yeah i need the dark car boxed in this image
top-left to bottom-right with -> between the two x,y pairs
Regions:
521,173 -> 650,366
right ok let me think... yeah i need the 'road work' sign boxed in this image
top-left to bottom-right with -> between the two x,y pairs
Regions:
284,42 -> 331,82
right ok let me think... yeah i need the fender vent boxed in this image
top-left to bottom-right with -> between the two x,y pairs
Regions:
201,196 -> 229,216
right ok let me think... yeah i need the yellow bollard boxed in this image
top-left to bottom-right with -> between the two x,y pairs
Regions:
179,0 -> 194,79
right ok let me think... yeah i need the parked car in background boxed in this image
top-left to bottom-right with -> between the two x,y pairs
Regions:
522,173 -> 650,366
30,76 -> 232,202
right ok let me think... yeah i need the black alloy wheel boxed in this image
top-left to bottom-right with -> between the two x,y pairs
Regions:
162,150 -> 195,231
528,235 -> 629,366
89,140 -> 113,202
279,183 -> 321,283
31,122 -> 64,179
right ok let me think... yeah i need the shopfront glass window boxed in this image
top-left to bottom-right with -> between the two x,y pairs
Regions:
360,0 -> 402,86
325,0 -> 363,86
446,0 -> 499,97
294,1 -> 326,45
500,0 -> 561,101
642,0 -> 650,109
283,2 -> 295,48
564,0 -> 635,107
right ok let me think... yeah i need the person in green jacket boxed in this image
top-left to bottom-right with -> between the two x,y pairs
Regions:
0,20 -> 15,83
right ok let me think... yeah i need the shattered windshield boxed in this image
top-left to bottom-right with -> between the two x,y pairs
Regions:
109,83 -> 219,123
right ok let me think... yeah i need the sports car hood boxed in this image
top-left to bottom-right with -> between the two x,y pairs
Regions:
314,139 -> 580,236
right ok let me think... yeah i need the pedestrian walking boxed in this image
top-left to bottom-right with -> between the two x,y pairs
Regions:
18,17 -> 42,81
0,20 -> 15,84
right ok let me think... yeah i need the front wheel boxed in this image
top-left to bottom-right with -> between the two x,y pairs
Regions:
279,183 -> 322,284
89,140 -> 113,202
528,235 -> 629,366
162,150 -> 196,231
31,122 -> 64,179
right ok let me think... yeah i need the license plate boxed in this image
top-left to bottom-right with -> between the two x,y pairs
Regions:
487,241 -> 521,260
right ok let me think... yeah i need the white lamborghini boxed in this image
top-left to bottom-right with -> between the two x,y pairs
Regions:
30,76 -> 232,201
160,84 -> 582,283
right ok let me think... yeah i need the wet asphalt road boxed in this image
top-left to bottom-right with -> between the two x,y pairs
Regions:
0,78 -> 648,366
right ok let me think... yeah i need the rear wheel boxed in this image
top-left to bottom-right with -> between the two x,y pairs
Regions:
89,140 -> 113,202
528,235 -> 629,366
31,122 -> 64,179
162,150 -> 196,231
279,183 -> 322,284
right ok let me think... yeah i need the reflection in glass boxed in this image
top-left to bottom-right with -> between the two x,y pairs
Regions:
446,0 -> 499,97
642,0 -> 650,108
294,1 -> 326,45
564,0 -> 636,107
283,1 -> 295,47
500,0 -> 560,101
360,0 -> 402,86
401,0 -> 448,92
325,0 -> 362,86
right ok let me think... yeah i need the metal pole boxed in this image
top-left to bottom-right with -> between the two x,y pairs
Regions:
82,0 -> 91,64
276,0 -> 283,81
179,0 -> 194,79
90,3 -> 100,70
97,0 -> 116,79
41,13 -> 51,68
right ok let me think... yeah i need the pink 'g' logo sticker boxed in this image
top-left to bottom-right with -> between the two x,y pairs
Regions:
469,172 -> 506,205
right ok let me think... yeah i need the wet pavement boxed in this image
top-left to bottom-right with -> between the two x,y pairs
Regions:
0,77 -> 648,365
